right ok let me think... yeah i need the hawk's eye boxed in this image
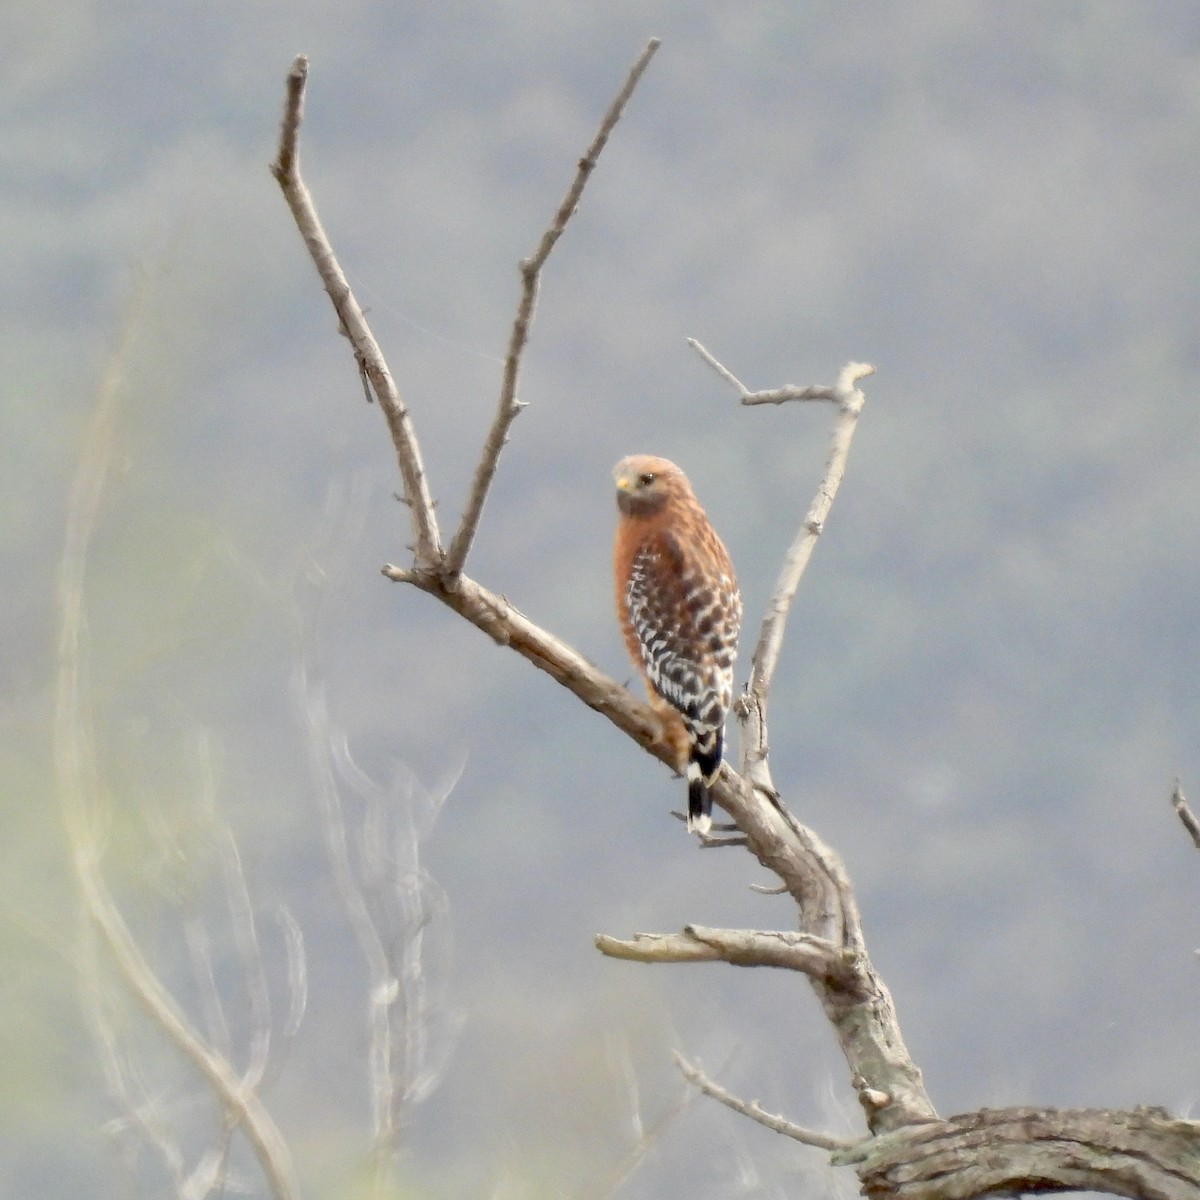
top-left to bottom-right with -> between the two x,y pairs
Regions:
638,472 -> 656,486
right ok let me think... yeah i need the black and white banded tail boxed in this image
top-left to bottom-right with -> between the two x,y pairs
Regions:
685,725 -> 723,834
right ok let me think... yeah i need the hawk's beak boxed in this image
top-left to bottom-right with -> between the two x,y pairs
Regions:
615,474 -> 633,493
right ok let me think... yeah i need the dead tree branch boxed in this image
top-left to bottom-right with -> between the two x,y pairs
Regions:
595,926 -> 856,983
381,565 -> 670,760
443,37 -> 661,583
1172,780 -> 1200,852
272,42 -> 658,584
272,55 -> 442,568
835,1106 -> 1200,1200
673,1052 -> 855,1153
686,344 -> 877,706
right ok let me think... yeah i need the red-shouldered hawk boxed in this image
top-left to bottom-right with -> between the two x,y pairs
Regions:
612,455 -> 742,834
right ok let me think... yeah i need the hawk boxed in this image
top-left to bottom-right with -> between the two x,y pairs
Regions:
612,455 -> 741,833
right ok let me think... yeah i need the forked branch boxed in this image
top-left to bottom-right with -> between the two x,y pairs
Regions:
688,340 -> 874,705
273,42 -> 659,585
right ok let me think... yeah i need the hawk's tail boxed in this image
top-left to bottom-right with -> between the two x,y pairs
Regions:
686,768 -> 711,834
685,729 -> 724,835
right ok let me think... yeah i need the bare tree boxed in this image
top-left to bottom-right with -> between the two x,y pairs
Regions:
271,40 -> 1200,1200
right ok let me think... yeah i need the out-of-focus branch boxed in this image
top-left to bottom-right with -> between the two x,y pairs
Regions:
215,826 -> 276,1091
271,54 -> 443,568
580,1036 -> 695,1200
55,285 -> 299,1200
443,37 -> 661,583
296,476 -> 459,1190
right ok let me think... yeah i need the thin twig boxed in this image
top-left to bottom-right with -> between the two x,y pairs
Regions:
271,54 -> 443,568
442,37 -> 661,582
89,960 -> 191,1194
747,360 -> 874,703
1172,780 -> 1200,852
688,338 -> 749,393
689,338 -> 849,407
673,1053 -> 855,1152
276,904 -> 308,1042
183,908 -> 233,1061
297,671 -> 402,1168
690,340 -> 877,745
692,346 -> 874,944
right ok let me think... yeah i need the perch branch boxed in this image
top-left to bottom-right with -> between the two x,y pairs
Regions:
674,345 -> 930,1130
387,427 -> 932,1128
272,54 -> 443,568
388,480 -> 934,1129
442,37 -> 660,582
383,565 -> 668,758
683,348 -> 874,942
387,563 -> 927,1132
673,1053 -> 855,1152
